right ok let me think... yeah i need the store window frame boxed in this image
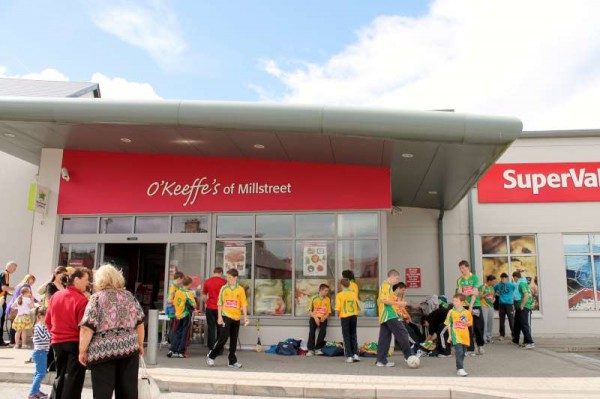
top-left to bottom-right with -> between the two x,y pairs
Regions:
563,233 -> 600,312
56,213 -> 212,297
480,234 -> 541,312
213,211 -> 382,320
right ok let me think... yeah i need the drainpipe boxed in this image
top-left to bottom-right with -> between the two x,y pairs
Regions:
468,189 -> 476,276
438,209 -> 445,294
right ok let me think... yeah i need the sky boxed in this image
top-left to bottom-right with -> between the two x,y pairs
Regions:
1,0 -> 599,131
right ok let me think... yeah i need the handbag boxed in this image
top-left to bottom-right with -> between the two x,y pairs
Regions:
138,356 -> 161,399
8,305 -> 18,321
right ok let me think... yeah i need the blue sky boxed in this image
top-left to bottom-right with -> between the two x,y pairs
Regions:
0,0 -> 427,100
1,0 -> 599,130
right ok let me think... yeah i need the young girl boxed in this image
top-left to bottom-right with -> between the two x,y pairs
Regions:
12,286 -> 34,349
29,307 -> 51,399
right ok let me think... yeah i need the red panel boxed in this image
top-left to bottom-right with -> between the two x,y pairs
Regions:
58,150 -> 391,214
405,267 -> 421,289
478,163 -> 600,203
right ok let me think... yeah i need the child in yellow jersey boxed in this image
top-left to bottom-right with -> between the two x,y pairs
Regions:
306,284 -> 331,356
207,268 -> 249,369
168,276 -> 196,358
335,279 -> 360,363
376,269 -> 414,367
166,271 -> 184,319
445,293 -> 473,377
342,270 -> 359,297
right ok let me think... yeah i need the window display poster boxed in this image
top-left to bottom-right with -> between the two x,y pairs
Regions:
224,242 -> 247,276
303,242 -> 327,277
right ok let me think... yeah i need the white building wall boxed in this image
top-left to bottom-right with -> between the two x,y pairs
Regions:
0,152 -> 37,285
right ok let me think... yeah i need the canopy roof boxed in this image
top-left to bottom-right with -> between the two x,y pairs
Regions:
0,98 -> 522,210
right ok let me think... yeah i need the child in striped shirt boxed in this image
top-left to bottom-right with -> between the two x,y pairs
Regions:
29,307 -> 51,399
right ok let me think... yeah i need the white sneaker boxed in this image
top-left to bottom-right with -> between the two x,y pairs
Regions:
466,351 -> 477,357
345,357 -> 354,363
228,362 -> 242,368
206,356 -> 215,367
498,336 -> 504,341
457,369 -> 468,377
376,361 -> 395,367
306,350 -> 314,357
315,349 -> 324,356
352,354 -> 361,362
477,346 -> 485,355
522,343 -> 535,350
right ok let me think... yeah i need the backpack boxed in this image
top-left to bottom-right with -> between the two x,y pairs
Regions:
275,338 -> 302,356
321,341 -> 344,357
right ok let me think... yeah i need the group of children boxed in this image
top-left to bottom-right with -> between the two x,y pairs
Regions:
161,262 -> 532,378
166,271 -> 198,358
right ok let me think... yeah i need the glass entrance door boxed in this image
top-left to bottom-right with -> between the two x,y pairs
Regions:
168,243 -> 207,300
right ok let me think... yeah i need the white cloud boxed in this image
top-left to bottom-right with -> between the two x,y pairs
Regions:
0,66 -> 161,99
259,0 -> 600,130
0,67 -> 69,82
90,0 -> 187,71
90,73 -> 161,99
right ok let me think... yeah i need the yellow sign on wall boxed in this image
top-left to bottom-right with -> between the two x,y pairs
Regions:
28,183 -> 50,214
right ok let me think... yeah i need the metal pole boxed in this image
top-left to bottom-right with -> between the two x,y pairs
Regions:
437,209 -> 445,295
147,309 -> 159,365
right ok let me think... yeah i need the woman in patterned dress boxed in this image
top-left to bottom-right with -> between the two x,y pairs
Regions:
78,264 -> 145,399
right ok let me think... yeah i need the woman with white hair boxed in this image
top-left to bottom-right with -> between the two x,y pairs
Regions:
78,264 -> 145,399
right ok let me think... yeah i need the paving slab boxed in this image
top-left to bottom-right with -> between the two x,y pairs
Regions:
1,338 -> 600,398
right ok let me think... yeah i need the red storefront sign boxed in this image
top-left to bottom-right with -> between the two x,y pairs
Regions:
478,163 -> 600,203
405,267 -> 421,289
58,150 -> 391,214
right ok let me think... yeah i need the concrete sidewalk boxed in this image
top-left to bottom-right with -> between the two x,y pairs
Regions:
1,338 -> 599,398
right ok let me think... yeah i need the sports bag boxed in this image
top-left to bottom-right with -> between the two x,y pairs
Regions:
321,341 -> 344,357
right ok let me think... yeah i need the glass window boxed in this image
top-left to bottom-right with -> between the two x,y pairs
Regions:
338,214 -> 378,238
212,212 -> 381,318
215,240 -> 253,308
482,234 -> 539,310
168,243 -> 206,300
296,214 -> 335,238
216,215 -> 254,238
135,216 -> 170,234
564,234 -> 600,311
256,215 -> 293,238
482,236 -> 508,255
509,235 -> 536,254
564,235 -> 591,254
61,217 -> 98,234
294,240 -> 335,316
100,217 -> 133,234
254,241 -> 292,316
171,216 -> 209,233
59,243 -> 96,269
339,239 -> 379,316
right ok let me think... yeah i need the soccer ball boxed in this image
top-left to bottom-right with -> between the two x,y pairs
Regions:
406,355 -> 420,369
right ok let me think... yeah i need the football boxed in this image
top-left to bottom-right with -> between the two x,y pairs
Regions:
406,355 -> 420,369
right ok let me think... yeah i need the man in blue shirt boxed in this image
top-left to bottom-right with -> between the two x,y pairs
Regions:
494,273 -> 516,340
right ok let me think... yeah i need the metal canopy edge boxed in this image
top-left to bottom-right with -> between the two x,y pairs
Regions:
0,97 -> 523,211
0,97 -> 522,144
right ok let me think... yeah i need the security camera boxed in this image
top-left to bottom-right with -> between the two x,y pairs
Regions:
61,168 -> 70,182
391,206 -> 403,215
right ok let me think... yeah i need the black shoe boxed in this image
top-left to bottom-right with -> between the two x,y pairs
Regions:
0,341 -> 8,347
167,351 -> 173,358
